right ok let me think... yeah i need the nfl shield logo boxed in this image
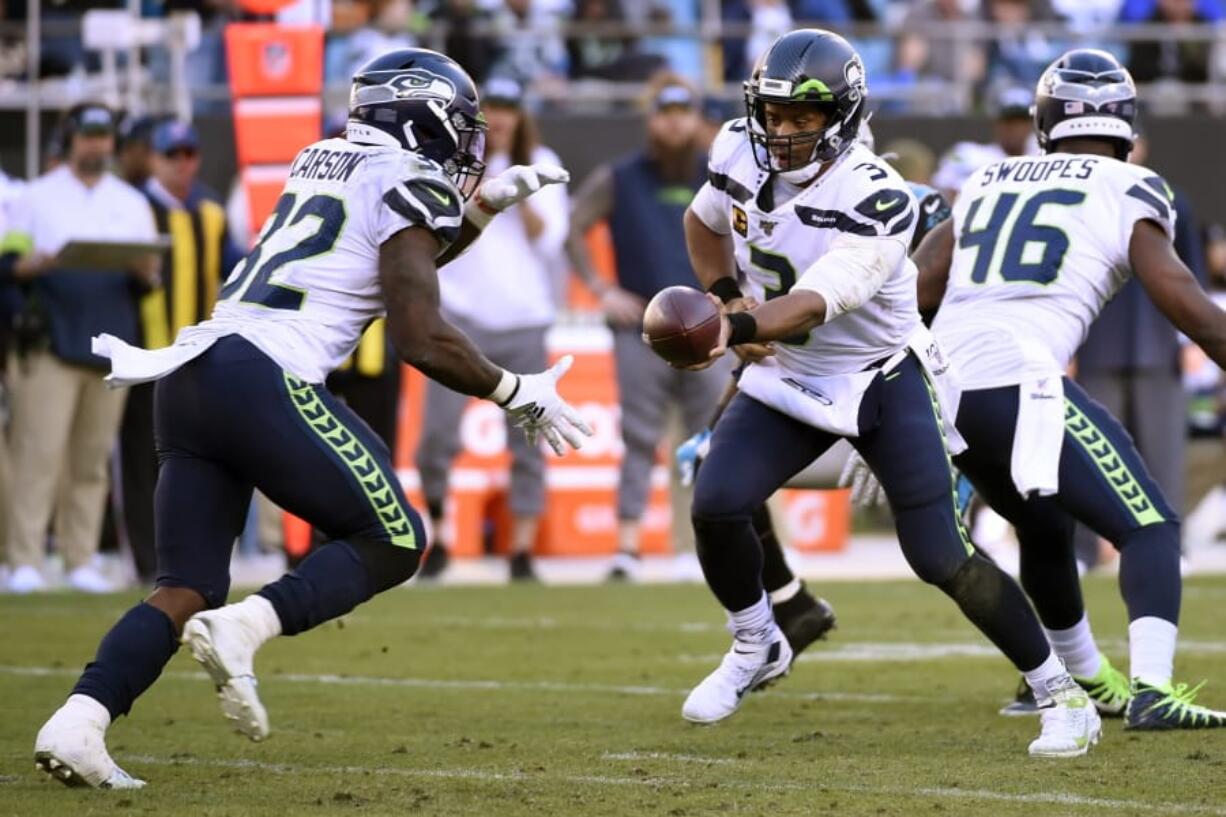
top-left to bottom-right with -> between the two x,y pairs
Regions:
1064,101 -> 1084,114
262,41 -> 292,80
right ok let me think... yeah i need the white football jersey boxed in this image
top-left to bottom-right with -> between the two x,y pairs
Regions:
932,152 -> 1177,390
183,137 -> 463,383
700,119 -> 920,376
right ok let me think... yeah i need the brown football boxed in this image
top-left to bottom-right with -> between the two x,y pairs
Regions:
641,286 -> 723,367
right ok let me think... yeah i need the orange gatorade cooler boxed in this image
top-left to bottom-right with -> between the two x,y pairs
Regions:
392,325 -> 672,558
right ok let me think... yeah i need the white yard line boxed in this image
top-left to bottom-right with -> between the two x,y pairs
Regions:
601,751 -> 736,765
0,664 -> 922,703
115,752 -> 1226,816
677,639 -> 1226,664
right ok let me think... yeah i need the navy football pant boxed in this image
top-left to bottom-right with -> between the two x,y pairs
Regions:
153,336 -> 425,611
70,336 -> 425,719
954,378 -> 1181,628
693,355 -> 1051,671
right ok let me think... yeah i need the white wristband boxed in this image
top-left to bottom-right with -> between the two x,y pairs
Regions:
465,196 -> 498,230
486,368 -> 518,406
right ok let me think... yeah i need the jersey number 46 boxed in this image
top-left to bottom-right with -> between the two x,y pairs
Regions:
959,189 -> 1086,286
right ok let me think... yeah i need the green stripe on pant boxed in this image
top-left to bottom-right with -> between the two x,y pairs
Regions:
283,373 -> 417,549
1064,398 -> 1165,527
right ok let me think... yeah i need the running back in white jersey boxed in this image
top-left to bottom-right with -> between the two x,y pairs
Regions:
196,137 -> 464,383
698,119 -> 919,376
932,152 -> 1176,390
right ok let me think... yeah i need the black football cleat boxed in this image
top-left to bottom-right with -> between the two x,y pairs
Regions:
1126,680 -> 1226,730
417,543 -> 449,580
1000,675 -> 1039,716
772,585 -> 836,662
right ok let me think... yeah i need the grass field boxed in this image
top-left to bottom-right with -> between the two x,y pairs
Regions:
3,574 -> 1226,816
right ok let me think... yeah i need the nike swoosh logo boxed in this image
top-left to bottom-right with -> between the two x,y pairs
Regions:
923,197 -> 943,214
874,197 -> 899,212
426,187 -> 452,207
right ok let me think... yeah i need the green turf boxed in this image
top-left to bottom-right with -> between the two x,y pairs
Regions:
3,575 -> 1226,816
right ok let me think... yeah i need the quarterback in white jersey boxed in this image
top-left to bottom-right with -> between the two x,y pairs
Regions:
33,49 -> 590,790
693,119 -> 919,376
675,29 -> 1099,757
917,49 -> 1226,730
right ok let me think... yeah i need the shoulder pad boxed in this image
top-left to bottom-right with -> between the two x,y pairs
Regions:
1121,167 -> 1176,228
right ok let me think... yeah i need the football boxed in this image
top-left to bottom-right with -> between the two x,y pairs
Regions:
641,286 -> 724,367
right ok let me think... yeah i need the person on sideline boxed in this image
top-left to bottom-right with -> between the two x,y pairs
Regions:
417,77 -> 569,582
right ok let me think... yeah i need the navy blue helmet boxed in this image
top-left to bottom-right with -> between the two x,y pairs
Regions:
1034,49 -> 1137,161
347,48 -> 487,198
743,29 -> 868,173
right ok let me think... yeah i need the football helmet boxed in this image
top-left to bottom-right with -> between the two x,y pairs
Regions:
743,29 -> 868,173
348,48 -> 487,198
1034,49 -> 1137,161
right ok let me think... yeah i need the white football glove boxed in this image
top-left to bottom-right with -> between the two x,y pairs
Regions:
475,163 -> 570,214
492,355 -> 592,455
838,449 -> 887,508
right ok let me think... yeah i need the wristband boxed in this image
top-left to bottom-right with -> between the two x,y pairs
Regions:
487,369 -> 520,406
706,277 -> 742,304
726,312 -> 757,346
465,195 -> 499,230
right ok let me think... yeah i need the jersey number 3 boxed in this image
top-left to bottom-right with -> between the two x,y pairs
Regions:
960,189 -> 1085,285
220,192 -> 347,310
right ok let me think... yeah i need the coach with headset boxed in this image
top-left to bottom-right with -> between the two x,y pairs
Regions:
0,103 -> 159,594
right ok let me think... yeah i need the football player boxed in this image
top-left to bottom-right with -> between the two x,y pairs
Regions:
32,49 -> 589,789
678,29 -> 1100,757
914,49 -> 1226,730
669,123 -> 948,665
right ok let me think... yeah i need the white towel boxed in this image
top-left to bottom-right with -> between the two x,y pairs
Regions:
738,359 -> 880,438
1011,375 -> 1065,497
92,329 -> 222,388
902,325 -> 967,457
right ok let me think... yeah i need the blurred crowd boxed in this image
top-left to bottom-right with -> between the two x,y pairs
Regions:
3,0 -> 1225,113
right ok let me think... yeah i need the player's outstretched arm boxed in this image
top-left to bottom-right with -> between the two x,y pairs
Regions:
379,225 -> 503,396
380,226 -> 591,454
1131,219 -> 1226,368
913,218 -> 955,316
685,203 -> 775,363
437,163 -> 571,267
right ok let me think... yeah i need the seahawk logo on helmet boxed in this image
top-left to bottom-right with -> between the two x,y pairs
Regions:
388,70 -> 457,103
347,48 -> 487,199
843,56 -> 865,98
1033,49 -> 1137,161
743,29 -> 869,175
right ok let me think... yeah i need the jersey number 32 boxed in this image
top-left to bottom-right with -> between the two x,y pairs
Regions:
220,192 -> 347,310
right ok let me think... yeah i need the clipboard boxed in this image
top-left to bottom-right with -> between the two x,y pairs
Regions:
55,238 -> 171,272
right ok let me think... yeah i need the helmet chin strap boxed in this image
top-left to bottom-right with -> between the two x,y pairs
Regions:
761,100 -> 858,184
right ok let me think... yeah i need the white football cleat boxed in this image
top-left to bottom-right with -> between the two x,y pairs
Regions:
1028,673 -> 1102,758
182,605 -> 272,742
682,632 -> 793,724
34,695 -> 146,789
